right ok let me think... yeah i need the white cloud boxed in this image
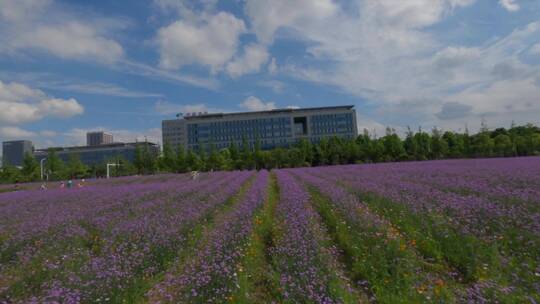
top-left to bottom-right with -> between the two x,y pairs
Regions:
268,57 -> 278,75
240,96 -> 276,111
38,98 -> 84,118
0,101 -> 41,124
499,0 -> 520,12
40,130 -> 57,137
0,0 -> 124,63
118,61 -> 219,89
530,43 -> 540,56
245,0 -> 338,44
39,80 -> 163,98
245,0 -> 540,130
0,80 -> 84,125
258,80 -> 286,93
13,22 -> 124,62
0,0 -> 51,23
0,126 -> 36,139
226,44 -> 269,78
355,113 -> 390,138
156,12 -> 246,71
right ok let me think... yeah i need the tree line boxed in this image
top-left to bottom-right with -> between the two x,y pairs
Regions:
1,123 -> 539,183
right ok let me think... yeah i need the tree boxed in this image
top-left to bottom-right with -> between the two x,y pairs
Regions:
206,144 -> 224,171
159,141 -> 176,172
108,156 -> 135,177
472,132 -> 494,157
288,147 -> 304,167
185,149 -> 201,171
176,145 -> 187,173
220,148 -> 234,171
0,161 -> 22,184
403,127 -> 417,160
241,137 -> 254,170
228,142 -> 241,169
254,138 -> 265,170
134,144 -> 144,174
382,127 -> 405,161
443,131 -> 465,158
493,134 -> 513,157
297,139 -> 313,166
431,127 -> 449,159
21,152 -> 39,182
65,154 -> 87,179
413,128 -> 431,160
46,149 -> 65,180
198,145 -> 208,171
356,129 -> 372,162
142,144 -> 157,174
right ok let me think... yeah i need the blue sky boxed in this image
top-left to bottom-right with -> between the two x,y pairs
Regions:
1,0 -> 539,151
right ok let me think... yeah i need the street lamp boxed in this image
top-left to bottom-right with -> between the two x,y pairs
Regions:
40,157 -> 47,180
106,163 -> 121,179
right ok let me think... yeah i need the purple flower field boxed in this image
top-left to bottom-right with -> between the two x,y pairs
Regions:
0,157 -> 539,303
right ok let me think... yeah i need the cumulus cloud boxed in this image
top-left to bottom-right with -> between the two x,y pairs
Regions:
156,12 -> 246,71
240,96 -> 276,111
0,0 -> 124,62
499,0 -> 520,12
245,0 -> 338,44
268,57 -> 278,75
12,22 -> 124,62
0,126 -> 36,139
226,44 -> 269,78
258,80 -> 286,93
244,0 -> 540,130
0,80 -> 84,125
39,130 -> 57,137
530,43 -> 540,56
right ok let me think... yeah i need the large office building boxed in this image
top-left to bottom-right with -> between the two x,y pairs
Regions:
87,131 -> 114,146
162,105 -> 358,151
2,140 -> 34,167
33,142 -> 159,166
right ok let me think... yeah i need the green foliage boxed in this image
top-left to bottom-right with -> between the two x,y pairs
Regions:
2,123 -> 540,183
0,162 -> 22,184
21,153 -> 40,182
112,123 -> 540,176
65,154 -> 88,179
45,149 -> 65,180
159,141 -> 176,172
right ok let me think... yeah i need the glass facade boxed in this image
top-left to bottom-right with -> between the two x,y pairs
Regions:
2,140 -> 34,167
163,106 -> 358,151
187,117 -> 292,150
310,113 -> 355,142
34,144 -> 159,166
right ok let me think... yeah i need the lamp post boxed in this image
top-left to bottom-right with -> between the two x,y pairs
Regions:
40,157 -> 47,180
106,163 -> 121,179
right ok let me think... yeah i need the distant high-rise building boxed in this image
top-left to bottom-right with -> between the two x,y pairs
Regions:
162,105 -> 358,151
2,140 -> 34,167
87,131 -> 113,146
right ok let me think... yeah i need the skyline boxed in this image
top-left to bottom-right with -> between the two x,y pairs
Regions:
1,0 -> 540,153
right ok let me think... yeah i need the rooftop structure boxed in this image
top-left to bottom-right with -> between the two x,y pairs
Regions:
87,131 -> 114,146
163,105 -> 358,151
